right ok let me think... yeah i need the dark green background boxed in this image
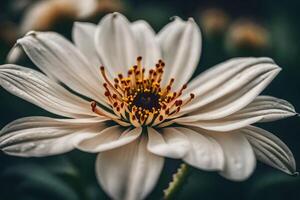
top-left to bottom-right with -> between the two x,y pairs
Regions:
0,0 -> 299,199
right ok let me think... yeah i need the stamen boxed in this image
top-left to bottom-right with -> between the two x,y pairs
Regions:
93,57 -> 195,127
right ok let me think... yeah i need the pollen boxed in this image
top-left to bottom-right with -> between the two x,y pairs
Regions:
91,57 -> 195,127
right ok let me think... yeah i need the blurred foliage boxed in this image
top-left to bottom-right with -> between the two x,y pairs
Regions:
0,0 -> 300,199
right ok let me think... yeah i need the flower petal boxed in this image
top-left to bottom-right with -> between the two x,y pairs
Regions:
157,17 -> 201,90
72,22 -> 101,69
174,127 -> 224,170
175,57 -> 280,120
95,12 -> 138,76
0,117 -> 106,157
205,130 -> 256,181
243,126 -> 296,175
96,136 -> 164,200
0,65 -> 95,118
232,96 -> 296,122
147,127 -> 190,159
16,31 -> 106,104
176,116 -> 262,132
175,96 -> 296,132
77,126 -> 141,153
131,20 -> 161,70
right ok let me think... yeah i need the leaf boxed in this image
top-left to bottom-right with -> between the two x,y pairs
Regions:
1,163 -> 79,200
247,171 -> 300,200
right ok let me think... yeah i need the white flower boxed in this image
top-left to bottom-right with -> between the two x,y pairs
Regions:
0,12 -> 297,200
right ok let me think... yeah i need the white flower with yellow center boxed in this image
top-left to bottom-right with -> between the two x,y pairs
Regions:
0,12 -> 297,200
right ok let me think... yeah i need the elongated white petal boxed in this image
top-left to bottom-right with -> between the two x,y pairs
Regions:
174,127 -> 224,170
96,136 -> 164,200
95,12 -> 138,76
232,96 -> 296,122
147,127 -> 190,159
0,117 -> 106,157
131,20 -> 161,70
16,31 -> 106,104
175,57 -> 280,120
72,22 -> 101,69
175,96 -> 296,132
77,126 -> 141,153
0,65 -> 96,118
0,116 -> 106,135
243,126 -> 296,175
205,130 -> 256,181
157,17 -> 201,90
177,116 -> 262,132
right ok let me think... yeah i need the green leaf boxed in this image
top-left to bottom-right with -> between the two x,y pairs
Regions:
1,163 -> 79,200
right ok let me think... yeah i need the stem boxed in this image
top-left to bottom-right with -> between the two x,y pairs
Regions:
163,163 -> 190,200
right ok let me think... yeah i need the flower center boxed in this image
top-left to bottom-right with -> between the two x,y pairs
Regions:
131,91 -> 161,111
90,57 -> 195,127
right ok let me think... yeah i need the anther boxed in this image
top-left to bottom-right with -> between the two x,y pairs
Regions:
104,91 -> 110,97
175,100 -> 183,106
91,101 -> 97,112
159,115 -> 163,121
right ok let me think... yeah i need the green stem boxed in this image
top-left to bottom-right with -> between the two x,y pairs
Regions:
163,163 -> 190,200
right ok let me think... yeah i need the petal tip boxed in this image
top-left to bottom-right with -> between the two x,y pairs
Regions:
25,30 -> 37,37
292,171 -> 299,176
169,16 -> 182,22
188,17 -> 195,22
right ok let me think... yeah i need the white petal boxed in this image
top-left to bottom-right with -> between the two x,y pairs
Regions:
96,136 -> 164,200
0,117 -> 106,157
147,127 -> 190,159
0,65 -> 95,118
243,126 -> 296,175
157,17 -> 201,90
77,126 -> 141,153
0,116 -> 106,135
177,116 -> 262,132
95,12 -> 138,76
233,96 -> 296,122
174,127 -> 224,170
72,22 -> 101,69
175,57 -> 280,120
205,130 -> 256,181
131,20 -> 161,70
7,44 -> 24,63
16,31 -> 106,104
175,96 -> 296,132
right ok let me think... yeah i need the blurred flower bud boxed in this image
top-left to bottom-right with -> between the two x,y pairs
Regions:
226,19 -> 270,54
199,8 -> 229,36
20,0 -> 123,34
0,22 -> 18,46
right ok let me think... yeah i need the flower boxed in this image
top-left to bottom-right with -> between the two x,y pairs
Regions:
226,19 -> 270,51
20,0 -> 123,34
0,12 -> 297,200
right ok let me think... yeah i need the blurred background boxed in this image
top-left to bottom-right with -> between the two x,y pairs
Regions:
0,0 -> 300,199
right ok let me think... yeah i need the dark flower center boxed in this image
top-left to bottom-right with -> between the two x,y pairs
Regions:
132,91 -> 161,111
